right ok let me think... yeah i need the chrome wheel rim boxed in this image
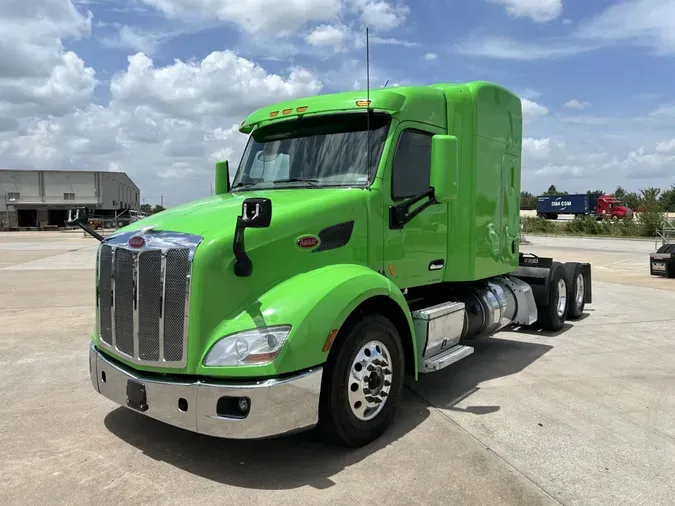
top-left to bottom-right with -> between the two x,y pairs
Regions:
347,340 -> 393,421
556,278 -> 567,318
575,273 -> 585,308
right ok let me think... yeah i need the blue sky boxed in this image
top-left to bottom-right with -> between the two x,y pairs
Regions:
1,0 -> 674,206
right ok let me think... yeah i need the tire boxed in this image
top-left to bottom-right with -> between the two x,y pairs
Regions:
563,262 -> 586,320
317,313 -> 405,448
536,262 -> 569,331
656,244 -> 675,254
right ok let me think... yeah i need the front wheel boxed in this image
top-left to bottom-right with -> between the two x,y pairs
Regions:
317,313 -> 405,448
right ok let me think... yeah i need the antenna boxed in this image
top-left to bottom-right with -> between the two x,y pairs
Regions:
366,26 -> 370,104
383,79 -> 389,88
366,26 -> 372,181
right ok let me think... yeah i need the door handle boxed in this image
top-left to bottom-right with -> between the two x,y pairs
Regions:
428,259 -> 444,271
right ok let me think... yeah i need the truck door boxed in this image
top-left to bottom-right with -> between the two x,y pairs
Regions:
381,122 -> 448,289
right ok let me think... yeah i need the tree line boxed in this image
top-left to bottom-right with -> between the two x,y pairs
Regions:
140,203 -> 166,215
520,185 -> 675,212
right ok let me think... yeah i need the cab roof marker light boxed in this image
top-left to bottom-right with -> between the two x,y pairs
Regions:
270,111 -> 279,117
296,106 -> 308,113
356,99 -> 371,107
282,108 -> 293,115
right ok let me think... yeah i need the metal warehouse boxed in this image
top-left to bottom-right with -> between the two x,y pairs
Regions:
1,169 -> 140,230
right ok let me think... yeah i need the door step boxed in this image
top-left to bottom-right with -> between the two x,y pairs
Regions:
420,345 -> 474,373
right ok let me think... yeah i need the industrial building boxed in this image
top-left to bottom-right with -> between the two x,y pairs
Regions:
1,169 -> 140,230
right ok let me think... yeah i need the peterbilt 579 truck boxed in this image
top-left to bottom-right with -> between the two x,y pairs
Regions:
74,81 -> 593,448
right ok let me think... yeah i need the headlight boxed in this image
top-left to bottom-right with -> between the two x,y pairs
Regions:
204,326 -> 291,366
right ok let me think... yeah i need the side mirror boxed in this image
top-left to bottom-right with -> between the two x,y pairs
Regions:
430,134 -> 458,203
66,207 -> 89,226
233,198 -> 273,277
215,160 -> 230,195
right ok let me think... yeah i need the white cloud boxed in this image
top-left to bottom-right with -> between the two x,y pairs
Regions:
305,24 -> 350,48
423,52 -> 438,60
0,49 -> 322,206
356,0 -> 409,31
564,99 -> 592,110
655,138 -> 675,154
455,35 -> 592,60
519,88 -> 542,99
140,0 -> 341,36
0,0 -> 96,120
110,52 -> 321,121
522,98 -> 549,122
523,137 -> 561,159
98,25 -> 184,55
487,0 -> 563,22
575,0 -> 675,54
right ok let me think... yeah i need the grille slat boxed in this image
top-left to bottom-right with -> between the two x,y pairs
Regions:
138,250 -> 162,361
163,249 -> 190,362
99,245 -> 113,346
114,249 -> 135,356
95,231 -> 199,368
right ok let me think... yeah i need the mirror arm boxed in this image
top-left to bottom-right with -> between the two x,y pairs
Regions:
74,221 -> 105,242
388,187 -> 437,229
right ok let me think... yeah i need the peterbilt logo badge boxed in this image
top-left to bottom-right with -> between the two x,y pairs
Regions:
297,236 -> 319,249
128,236 -> 145,248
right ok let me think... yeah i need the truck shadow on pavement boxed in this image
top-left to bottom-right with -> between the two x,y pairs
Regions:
410,336 -> 554,412
104,388 -> 430,490
104,336 -> 553,490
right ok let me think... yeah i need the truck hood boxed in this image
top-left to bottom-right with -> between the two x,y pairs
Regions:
120,188 -> 365,241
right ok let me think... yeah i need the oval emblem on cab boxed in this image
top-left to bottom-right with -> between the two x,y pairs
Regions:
128,236 -> 145,248
297,235 -> 319,249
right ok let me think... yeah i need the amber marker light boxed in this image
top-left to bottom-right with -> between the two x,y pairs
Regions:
296,106 -> 308,113
356,100 -> 371,107
322,329 -> 339,352
270,111 -> 279,117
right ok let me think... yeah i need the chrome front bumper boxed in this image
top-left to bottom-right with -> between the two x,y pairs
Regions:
89,343 -> 323,439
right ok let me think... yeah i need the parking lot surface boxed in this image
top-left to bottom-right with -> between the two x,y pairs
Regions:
1,231 -> 674,505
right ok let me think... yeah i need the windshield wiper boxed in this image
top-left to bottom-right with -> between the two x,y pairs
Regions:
273,178 -> 320,188
231,180 -> 259,190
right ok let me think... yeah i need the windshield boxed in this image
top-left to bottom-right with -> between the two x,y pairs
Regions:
232,111 -> 391,190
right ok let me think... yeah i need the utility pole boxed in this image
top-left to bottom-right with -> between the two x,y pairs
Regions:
161,195 -> 163,207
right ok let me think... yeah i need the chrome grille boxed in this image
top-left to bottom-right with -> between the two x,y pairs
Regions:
96,230 -> 202,368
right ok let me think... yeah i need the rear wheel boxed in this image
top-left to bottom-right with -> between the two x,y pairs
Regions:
317,313 -> 404,448
536,262 -> 569,331
564,262 -> 586,320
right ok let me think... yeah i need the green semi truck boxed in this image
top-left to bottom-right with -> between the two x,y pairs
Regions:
77,81 -> 593,447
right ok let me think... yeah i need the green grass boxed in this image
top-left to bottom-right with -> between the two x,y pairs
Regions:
522,215 -> 662,238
